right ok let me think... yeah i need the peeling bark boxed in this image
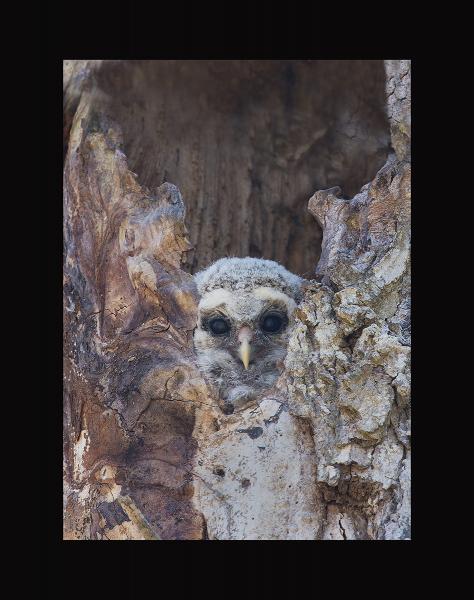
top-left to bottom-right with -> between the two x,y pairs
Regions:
63,59 -> 410,540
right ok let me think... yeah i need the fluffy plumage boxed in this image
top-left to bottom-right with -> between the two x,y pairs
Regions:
194,257 -> 303,302
193,257 -> 304,413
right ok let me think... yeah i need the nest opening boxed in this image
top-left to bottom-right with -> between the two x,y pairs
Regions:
93,60 -> 390,277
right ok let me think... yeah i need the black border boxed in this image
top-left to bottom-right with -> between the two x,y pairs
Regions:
44,1 -> 474,596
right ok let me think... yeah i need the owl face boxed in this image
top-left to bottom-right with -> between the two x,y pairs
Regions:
193,258 -> 303,413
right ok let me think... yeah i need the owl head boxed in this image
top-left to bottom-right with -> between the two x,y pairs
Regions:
193,257 -> 304,414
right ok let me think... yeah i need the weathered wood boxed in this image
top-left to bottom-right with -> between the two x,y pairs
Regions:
63,91 -> 206,539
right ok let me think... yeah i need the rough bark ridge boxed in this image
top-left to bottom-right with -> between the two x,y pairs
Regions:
63,60 -> 410,540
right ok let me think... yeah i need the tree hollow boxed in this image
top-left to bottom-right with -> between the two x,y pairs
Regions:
92,59 -> 390,276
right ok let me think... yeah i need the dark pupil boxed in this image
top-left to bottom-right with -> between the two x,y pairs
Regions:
209,318 -> 230,335
262,314 -> 283,333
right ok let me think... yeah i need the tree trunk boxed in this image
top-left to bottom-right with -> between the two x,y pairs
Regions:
63,59 -> 410,540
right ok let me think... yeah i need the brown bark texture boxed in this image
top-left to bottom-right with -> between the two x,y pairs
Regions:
63,59 -> 410,540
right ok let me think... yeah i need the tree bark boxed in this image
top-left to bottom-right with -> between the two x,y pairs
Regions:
63,59 -> 410,540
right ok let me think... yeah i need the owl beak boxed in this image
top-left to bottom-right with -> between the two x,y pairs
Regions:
239,339 -> 251,370
237,326 -> 253,370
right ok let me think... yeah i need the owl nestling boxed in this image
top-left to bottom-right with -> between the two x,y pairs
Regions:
193,257 -> 304,414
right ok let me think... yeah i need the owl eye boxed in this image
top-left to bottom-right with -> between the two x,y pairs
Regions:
208,317 -> 231,335
260,312 -> 285,333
